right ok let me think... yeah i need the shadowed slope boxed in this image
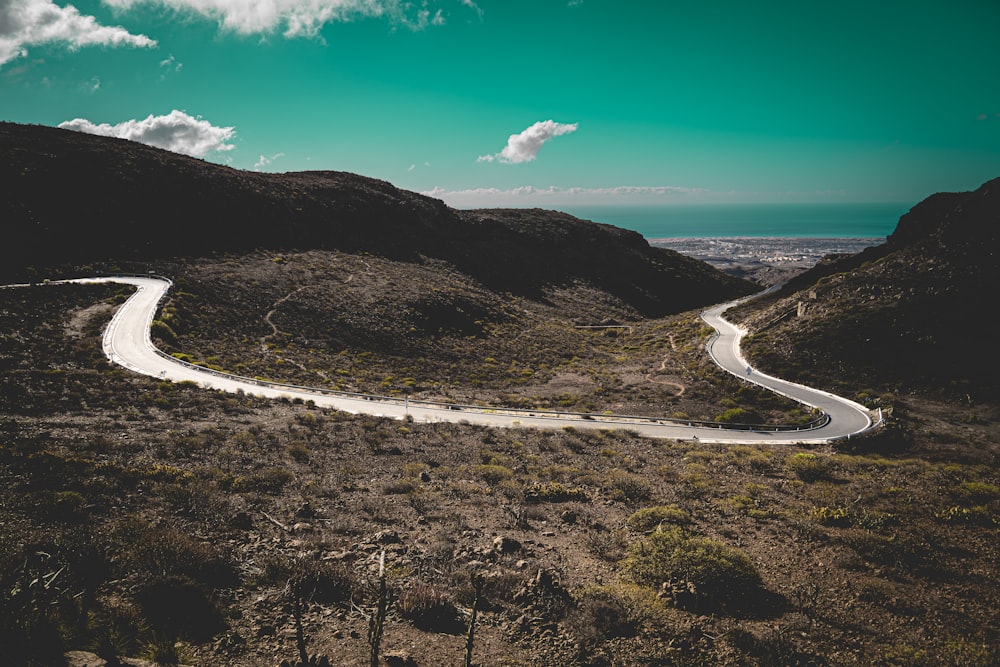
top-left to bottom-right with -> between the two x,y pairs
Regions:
736,177 -> 1000,398
0,122 -> 754,316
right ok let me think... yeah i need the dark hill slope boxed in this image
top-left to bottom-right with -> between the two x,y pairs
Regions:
737,177 -> 1000,398
0,122 -> 753,315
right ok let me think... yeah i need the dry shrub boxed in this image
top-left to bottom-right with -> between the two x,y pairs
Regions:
566,587 -> 638,649
111,517 -> 239,589
396,583 -> 462,633
289,560 -> 355,604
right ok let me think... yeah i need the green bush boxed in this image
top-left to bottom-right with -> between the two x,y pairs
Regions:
604,470 -> 652,503
714,407 -> 763,424
935,505 -> 996,526
134,574 -> 226,643
472,463 -> 514,485
149,319 -> 177,346
232,467 -> 295,494
626,505 -> 690,532
288,560 -> 354,604
618,526 -> 762,609
785,452 -> 830,482
955,481 -> 1000,503
524,481 -> 589,503
811,505 -> 851,526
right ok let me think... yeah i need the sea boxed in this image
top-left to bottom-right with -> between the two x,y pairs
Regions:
557,202 -> 909,240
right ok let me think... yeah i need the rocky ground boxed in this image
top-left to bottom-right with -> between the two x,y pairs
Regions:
1,272 -> 997,667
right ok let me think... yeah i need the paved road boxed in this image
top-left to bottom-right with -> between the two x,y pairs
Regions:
38,276 -> 876,444
700,295 -> 875,440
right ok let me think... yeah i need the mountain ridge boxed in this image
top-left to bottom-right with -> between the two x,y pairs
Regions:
0,121 -> 753,316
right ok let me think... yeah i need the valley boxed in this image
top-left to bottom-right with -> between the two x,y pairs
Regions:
0,124 -> 997,666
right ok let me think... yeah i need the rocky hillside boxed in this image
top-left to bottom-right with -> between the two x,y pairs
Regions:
0,122 -> 753,316
736,177 -> 1000,399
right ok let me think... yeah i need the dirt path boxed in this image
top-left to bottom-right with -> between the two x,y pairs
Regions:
259,286 -> 332,383
646,356 -> 686,396
645,334 -> 685,396
261,286 -> 309,346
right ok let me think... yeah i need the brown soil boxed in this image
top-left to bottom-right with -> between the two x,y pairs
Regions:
1,278 -> 997,667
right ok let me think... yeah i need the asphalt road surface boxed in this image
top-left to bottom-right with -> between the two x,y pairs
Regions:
33,276 -> 877,444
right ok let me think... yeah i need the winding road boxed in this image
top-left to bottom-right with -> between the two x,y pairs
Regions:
20,276 -> 879,444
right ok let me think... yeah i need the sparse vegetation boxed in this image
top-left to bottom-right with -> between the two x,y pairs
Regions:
618,526 -> 764,610
626,504 -> 691,532
0,162 -> 998,664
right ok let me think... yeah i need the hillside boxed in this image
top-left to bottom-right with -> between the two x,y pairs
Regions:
1,279 -> 996,667
734,177 -> 1000,401
2,122 -> 998,667
0,122 -> 753,316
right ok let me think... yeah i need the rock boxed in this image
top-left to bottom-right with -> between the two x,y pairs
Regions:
119,659 -> 193,667
535,569 -> 554,588
64,651 -> 107,667
291,522 -> 314,533
383,650 -> 417,666
493,536 -> 522,554
372,530 -> 401,544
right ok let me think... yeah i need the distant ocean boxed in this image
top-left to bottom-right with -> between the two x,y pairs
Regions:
557,203 -> 909,239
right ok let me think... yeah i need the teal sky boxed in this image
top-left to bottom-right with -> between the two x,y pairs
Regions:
2,0 -> 999,208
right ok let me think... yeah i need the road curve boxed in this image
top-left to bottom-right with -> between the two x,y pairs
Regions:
22,276 -> 878,444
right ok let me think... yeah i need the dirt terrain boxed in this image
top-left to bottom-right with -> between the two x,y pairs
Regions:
2,278 -> 997,667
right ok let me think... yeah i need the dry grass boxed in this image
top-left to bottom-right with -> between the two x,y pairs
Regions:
1,274 -> 997,666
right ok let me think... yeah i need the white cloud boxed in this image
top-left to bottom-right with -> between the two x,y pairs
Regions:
58,110 -> 236,157
459,0 -> 482,19
254,152 -> 285,171
102,0 -> 463,37
423,184 -> 709,207
159,52 -> 182,76
477,120 -> 578,164
0,0 -> 156,67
